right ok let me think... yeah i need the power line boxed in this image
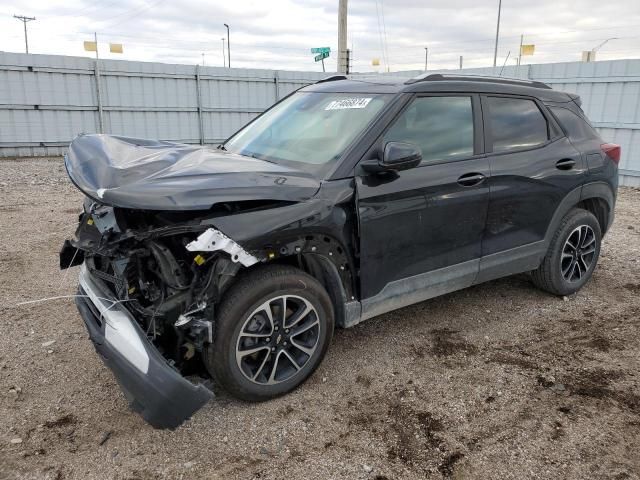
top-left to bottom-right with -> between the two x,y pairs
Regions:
373,0 -> 387,70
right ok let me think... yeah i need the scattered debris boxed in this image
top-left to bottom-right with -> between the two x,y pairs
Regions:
438,452 -> 464,478
363,464 -> 373,473
41,340 -> 56,347
10,438 -> 23,444
8,386 -> 22,397
98,431 -> 112,446
44,414 -> 75,428
537,375 -> 556,388
259,446 -> 271,456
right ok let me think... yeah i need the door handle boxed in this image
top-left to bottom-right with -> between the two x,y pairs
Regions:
556,159 -> 576,170
457,172 -> 486,187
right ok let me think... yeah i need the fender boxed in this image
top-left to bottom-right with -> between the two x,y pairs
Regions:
581,181 -> 616,233
205,179 -> 359,310
543,181 -> 615,250
542,186 -> 583,251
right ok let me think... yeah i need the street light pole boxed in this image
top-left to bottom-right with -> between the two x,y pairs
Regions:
13,15 -> 36,54
424,47 -> 428,71
221,38 -> 226,67
493,0 -> 502,67
223,24 -> 230,68
589,37 -> 619,61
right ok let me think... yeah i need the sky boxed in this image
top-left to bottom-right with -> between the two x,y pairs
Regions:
2,0 -> 640,72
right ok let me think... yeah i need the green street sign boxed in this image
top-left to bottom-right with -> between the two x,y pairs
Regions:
311,47 -> 330,54
314,51 -> 330,62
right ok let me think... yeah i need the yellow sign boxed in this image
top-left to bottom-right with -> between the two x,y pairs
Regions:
372,58 -> 380,66
109,43 -> 123,54
521,44 -> 535,56
83,41 -> 97,52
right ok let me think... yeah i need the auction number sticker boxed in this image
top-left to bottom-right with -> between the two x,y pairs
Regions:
325,97 -> 372,110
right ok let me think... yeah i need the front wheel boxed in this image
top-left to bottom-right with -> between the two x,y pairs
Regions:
532,208 -> 602,296
205,266 -> 334,401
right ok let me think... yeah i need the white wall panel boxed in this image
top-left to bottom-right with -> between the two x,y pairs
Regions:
1,52 -> 639,185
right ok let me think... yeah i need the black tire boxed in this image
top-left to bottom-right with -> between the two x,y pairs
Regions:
532,208 -> 601,296
204,265 -> 334,401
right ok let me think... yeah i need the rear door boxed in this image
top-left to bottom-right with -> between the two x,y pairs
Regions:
478,94 -> 586,283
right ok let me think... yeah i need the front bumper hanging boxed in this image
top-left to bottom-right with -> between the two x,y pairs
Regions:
75,263 -> 213,429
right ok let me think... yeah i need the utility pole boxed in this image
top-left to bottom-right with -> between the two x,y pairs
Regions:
94,32 -> 99,59
223,23 -> 230,68
337,0 -> 348,74
221,38 -> 226,67
424,47 -> 428,71
517,34 -> 523,66
493,0 -> 502,67
13,15 -> 36,54
345,49 -> 351,75
459,55 -> 463,70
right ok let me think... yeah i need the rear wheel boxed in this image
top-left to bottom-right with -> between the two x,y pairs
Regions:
205,265 -> 334,401
532,208 -> 601,296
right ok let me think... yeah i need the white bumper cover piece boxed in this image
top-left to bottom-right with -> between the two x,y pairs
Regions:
186,227 -> 260,267
79,263 -> 150,374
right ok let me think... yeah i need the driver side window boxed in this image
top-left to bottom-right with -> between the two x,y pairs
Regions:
383,96 -> 474,165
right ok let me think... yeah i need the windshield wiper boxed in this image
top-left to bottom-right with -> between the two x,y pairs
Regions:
240,150 -> 278,164
216,144 -> 227,151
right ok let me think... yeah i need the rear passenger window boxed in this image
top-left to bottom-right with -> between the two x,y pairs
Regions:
383,96 -> 474,164
487,97 -> 548,152
550,106 -> 599,142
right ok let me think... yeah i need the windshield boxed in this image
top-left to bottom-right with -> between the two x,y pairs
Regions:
224,91 -> 391,174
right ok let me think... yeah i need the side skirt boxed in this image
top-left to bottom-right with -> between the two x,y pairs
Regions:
475,241 -> 546,284
357,259 -> 479,324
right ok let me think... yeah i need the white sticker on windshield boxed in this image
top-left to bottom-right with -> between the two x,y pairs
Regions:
324,97 -> 372,110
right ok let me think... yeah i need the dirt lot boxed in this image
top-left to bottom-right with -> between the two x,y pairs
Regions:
0,158 -> 639,480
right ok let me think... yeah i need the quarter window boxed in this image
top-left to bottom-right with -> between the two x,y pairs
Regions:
550,106 -> 599,142
383,96 -> 474,164
487,97 -> 549,152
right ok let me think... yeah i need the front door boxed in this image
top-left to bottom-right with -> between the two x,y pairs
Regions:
356,94 -> 490,320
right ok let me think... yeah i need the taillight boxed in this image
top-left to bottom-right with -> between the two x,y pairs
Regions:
601,143 -> 621,165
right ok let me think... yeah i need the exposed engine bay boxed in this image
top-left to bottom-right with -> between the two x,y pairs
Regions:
61,199 -> 271,375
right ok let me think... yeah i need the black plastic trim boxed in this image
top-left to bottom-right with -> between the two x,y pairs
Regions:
75,285 -> 213,429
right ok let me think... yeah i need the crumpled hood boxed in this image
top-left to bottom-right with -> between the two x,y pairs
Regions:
65,134 -> 321,210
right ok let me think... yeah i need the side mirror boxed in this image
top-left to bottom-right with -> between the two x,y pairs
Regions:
361,142 -> 422,173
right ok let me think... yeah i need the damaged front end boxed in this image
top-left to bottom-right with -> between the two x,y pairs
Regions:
63,200 -> 263,427
61,134 -> 358,428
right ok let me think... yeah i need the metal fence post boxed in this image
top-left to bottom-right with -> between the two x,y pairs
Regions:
94,60 -> 104,133
195,64 -> 205,145
274,71 -> 280,102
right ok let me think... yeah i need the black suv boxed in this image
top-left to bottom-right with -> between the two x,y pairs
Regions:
61,74 -> 619,428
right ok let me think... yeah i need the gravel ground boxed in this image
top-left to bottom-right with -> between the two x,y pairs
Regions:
1,158 -> 639,480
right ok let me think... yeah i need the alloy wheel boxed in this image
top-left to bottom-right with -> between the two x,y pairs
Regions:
235,295 -> 320,385
560,225 -> 597,283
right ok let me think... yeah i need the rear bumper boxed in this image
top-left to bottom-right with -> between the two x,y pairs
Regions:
75,263 -> 213,429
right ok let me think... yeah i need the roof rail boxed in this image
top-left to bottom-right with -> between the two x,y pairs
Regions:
405,73 -> 551,89
315,75 -> 348,84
